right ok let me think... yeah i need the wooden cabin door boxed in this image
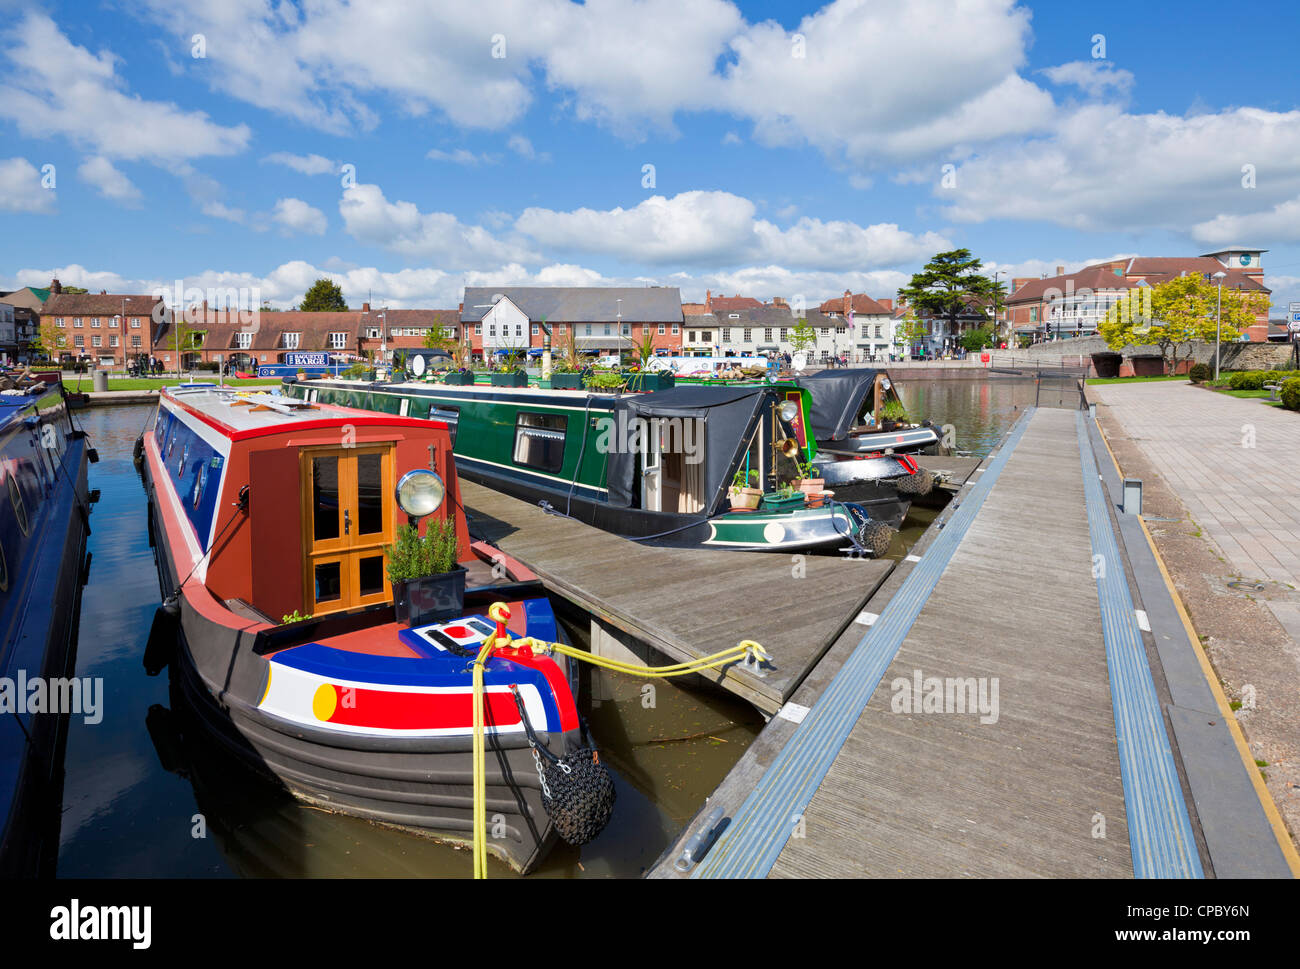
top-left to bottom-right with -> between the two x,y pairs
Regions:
300,444 -> 395,616
640,424 -> 662,512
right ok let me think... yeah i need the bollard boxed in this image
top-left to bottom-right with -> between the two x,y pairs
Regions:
1122,478 -> 1142,516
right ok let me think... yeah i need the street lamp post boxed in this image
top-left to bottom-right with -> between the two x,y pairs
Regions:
1213,271 -> 1227,381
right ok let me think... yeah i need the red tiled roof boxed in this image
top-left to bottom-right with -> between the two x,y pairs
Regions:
817,293 -> 892,316
1008,267 -> 1138,304
43,293 -> 161,317
709,296 -> 763,311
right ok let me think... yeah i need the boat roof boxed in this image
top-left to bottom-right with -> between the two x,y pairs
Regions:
0,389 -> 45,430
163,384 -> 437,441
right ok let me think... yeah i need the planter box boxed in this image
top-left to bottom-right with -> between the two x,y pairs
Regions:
490,371 -> 528,387
798,478 -> 825,495
623,371 -> 675,392
442,371 -> 475,385
1091,351 -> 1123,379
1130,354 -> 1165,377
393,565 -> 467,627
549,372 -> 585,390
761,491 -> 806,512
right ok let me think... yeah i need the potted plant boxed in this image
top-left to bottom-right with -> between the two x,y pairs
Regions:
623,329 -> 675,391
584,369 -> 626,392
728,468 -> 762,511
880,398 -> 910,431
794,459 -> 825,497
761,482 -> 807,511
490,348 -> 528,387
549,328 -> 587,389
386,517 -> 467,626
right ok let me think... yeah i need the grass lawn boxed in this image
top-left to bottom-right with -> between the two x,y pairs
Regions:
1085,375 -> 1188,385
75,377 -> 283,392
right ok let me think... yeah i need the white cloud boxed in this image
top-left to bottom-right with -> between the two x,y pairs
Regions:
263,152 -> 337,176
201,201 -> 248,225
0,156 -> 55,213
271,197 -> 328,235
77,156 -> 142,205
506,134 -> 549,162
338,183 -> 538,266
0,13 -> 249,163
1192,195 -> 1300,245
934,104 -> 1300,232
722,132 -> 742,146
1039,61 -> 1135,98
426,148 -> 498,165
515,190 -> 949,269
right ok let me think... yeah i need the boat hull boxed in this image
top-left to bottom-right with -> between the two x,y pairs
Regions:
141,428 -> 578,875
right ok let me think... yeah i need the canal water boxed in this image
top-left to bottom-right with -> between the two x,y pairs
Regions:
56,378 -> 1031,878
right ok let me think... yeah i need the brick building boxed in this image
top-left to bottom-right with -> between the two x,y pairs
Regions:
39,279 -> 165,368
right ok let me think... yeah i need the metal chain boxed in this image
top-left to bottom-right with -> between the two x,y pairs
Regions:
531,747 -> 552,800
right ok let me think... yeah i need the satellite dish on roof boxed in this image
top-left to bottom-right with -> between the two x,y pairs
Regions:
791,351 -> 808,373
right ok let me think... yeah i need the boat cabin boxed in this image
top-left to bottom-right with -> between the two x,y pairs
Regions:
149,386 -> 470,622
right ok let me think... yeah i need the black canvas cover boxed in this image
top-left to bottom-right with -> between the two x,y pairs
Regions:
794,368 -> 879,441
605,386 -> 771,512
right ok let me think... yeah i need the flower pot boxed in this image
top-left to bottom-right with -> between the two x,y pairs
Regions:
761,491 -> 807,512
728,487 -> 762,511
442,371 -> 475,385
490,371 -> 528,387
798,478 -> 825,495
550,372 -> 585,390
392,565 -> 467,627
1091,351 -> 1122,379
1129,354 -> 1165,377
806,490 -> 835,509
624,371 -> 674,391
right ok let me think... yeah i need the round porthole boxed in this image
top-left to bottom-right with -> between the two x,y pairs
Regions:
8,475 -> 28,537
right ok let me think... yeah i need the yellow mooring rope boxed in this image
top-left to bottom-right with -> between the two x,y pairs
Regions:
469,601 -> 766,878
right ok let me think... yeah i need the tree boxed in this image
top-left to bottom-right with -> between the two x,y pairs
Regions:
789,318 -> 817,355
897,249 -> 1000,341
61,285 -> 88,295
32,317 -> 63,361
423,323 -> 466,367
300,278 -> 348,312
959,326 -> 995,353
893,311 -> 927,353
1099,275 -> 1268,374
167,307 -> 206,377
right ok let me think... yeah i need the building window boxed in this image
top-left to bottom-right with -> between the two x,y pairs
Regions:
874,325 -> 883,338
110,335 -> 119,347
603,324 -> 611,336
742,328 -> 752,343
56,318 -> 65,327
780,328 -> 788,341
515,324 -> 523,337
110,316 -> 119,328
74,335 -> 84,347
836,326 -> 847,334
91,317 -> 101,327
764,328 -> 773,342
1029,307 -> 1038,322
728,313 -> 740,319
513,413 -> 567,473
658,324 -> 665,334
585,324 -> 592,336
283,332 -> 300,349
688,331 -> 696,343
236,332 -> 252,349
329,332 -> 347,349
531,324 -> 539,335
820,327 -> 829,336
671,324 -> 679,335
92,335 -> 101,347
131,318 -> 141,328
366,327 -> 380,339
557,324 -> 566,333
74,318 -> 83,328
56,335 -> 65,347
132,335 -> 142,347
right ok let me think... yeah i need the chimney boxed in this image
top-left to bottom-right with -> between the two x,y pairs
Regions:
51,278 -> 61,294
99,289 -> 107,295
362,301 -> 371,312
843,289 -> 852,317
878,298 -> 892,311
1055,265 -> 1064,276
771,296 -> 786,307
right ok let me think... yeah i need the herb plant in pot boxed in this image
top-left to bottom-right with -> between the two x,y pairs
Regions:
549,327 -> 586,389
880,398 -> 910,431
728,468 -> 762,511
386,469 -> 467,626
491,348 -> 528,387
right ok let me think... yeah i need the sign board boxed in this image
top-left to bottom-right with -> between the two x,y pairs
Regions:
284,352 -> 329,367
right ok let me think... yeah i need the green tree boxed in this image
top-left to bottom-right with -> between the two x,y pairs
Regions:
61,285 -> 88,295
959,326 -> 995,353
300,278 -> 348,312
789,318 -> 817,354
897,249 -> 1000,342
893,311 -> 927,352
423,323 -> 466,368
1099,275 -> 1268,374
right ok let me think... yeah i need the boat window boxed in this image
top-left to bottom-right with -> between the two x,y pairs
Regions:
358,554 -> 385,598
356,453 -> 384,535
194,462 -> 208,508
166,436 -> 175,461
314,561 -> 342,604
399,398 -> 409,417
8,474 -> 28,537
0,534 -> 7,592
311,456 -> 340,541
513,412 -> 567,473
427,404 -> 459,445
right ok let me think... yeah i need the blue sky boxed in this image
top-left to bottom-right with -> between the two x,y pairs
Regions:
2,0 -> 1299,312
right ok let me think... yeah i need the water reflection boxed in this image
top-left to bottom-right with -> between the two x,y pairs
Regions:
898,377 -> 1038,458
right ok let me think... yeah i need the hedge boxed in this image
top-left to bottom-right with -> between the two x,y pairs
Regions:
1282,377 -> 1300,411
1227,369 -> 1298,390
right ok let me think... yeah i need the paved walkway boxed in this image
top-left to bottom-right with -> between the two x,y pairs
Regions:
1090,383 -> 1300,587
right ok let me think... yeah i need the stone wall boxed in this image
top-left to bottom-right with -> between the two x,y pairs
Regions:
991,337 -> 1297,372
